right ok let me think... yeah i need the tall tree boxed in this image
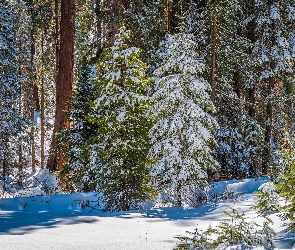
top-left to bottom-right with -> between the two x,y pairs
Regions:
253,0 -> 295,173
0,0 -> 30,186
187,0 -> 263,178
47,0 -> 75,172
88,26 -> 154,211
57,57 -> 100,192
149,33 -> 217,206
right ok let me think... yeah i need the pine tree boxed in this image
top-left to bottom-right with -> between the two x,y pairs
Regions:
0,0 -> 30,188
149,33 -> 217,207
190,0 -> 263,179
57,58 -> 100,192
276,144 -> 295,230
88,26 -> 154,212
130,0 -> 167,73
33,2 -> 57,170
253,0 -> 295,173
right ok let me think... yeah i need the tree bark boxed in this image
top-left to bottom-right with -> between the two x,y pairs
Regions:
107,0 -> 126,46
167,0 -> 182,34
47,0 -> 75,172
30,22 -> 36,173
54,0 -> 59,70
245,0 -> 256,119
262,18 -> 276,175
41,76 -> 45,169
210,0 -> 217,105
40,32 -> 45,169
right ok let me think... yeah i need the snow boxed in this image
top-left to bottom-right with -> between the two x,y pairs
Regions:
1,177 -> 294,249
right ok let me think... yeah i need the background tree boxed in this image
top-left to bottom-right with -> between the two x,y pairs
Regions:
47,0 -> 75,172
191,0 -> 264,179
0,0 -> 30,189
252,0 -> 295,174
57,58 -> 100,192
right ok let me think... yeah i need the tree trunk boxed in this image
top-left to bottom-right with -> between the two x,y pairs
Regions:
41,32 -> 45,169
245,0 -> 256,119
263,77 -> 274,174
54,0 -> 59,70
165,0 -> 169,33
41,76 -> 45,169
210,0 -> 217,105
168,0 -> 181,34
47,0 -> 75,172
107,0 -> 127,46
108,0 -> 122,47
30,24 -> 36,173
95,0 -> 102,51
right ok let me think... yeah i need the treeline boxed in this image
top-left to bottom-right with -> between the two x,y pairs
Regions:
1,0 -> 295,211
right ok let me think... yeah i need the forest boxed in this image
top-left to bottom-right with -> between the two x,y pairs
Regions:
1,0 -> 295,217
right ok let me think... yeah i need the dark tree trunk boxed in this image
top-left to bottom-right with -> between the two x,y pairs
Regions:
262,20 -> 276,175
263,76 -> 274,174
243,0 -> 258,177
47,0 -> 75,172
210,0 -> 217,105
167,0 -> 181,34
30,28 -> 36,173
54,0 -> 59,70
107,0 -> 127,46
245,0 -> 256,119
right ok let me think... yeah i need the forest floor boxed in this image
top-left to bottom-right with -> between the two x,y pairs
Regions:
0,178 -> 294,250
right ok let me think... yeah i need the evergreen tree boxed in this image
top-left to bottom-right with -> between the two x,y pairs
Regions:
56,0 -> 107,191
130,0 -> 167,74
149,33 -> 217,207
33,1 -> 57,170
58,58 -> 100,192
0,0 -> 30,187
276,143 -> 295,230
190,0 -> 263,179
88,26 -> 154,212
253,0 -> 295,173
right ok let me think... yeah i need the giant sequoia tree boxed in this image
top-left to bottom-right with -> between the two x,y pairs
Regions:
47,0 -> 75,172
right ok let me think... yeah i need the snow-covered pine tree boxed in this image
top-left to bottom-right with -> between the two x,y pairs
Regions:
253,0 -> 295,174
149,33 -> 218,207
88,26 -> 154,212
57,58 -> 100,192
0,0 -> 30,189
191,0 -> 263,179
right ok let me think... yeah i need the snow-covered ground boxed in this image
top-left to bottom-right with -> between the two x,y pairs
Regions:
0,178 -> 294,250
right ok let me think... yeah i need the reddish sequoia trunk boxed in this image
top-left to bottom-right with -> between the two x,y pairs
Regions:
47,0 -> 75,172
107,0 -> 128,46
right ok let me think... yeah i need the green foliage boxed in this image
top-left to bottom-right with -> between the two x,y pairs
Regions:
0,0 -> 31,184
88,26 -> 155,212
175,207 -> 275,249
276,146 -> 295,230
251,182 -> 280,214
57,57 -> 100,192
149,32 -> 217,207
195,0 -> 263,179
